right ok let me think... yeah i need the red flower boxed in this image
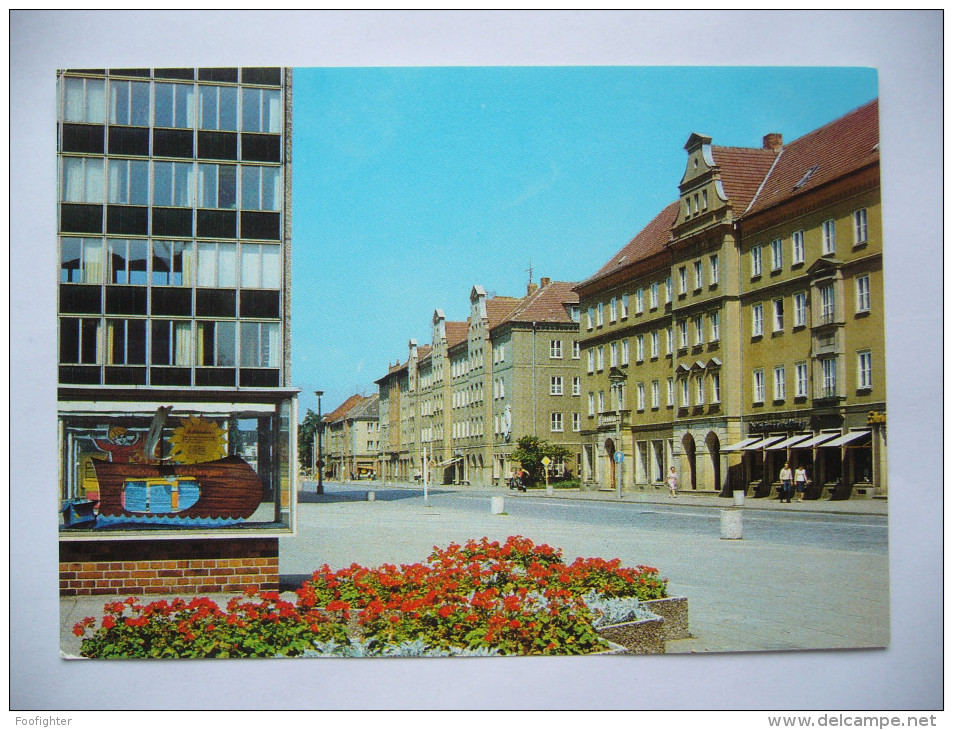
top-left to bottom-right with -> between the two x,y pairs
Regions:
101,616 -> 115,630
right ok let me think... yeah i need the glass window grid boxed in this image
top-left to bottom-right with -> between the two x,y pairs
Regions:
858,350 -> 872,389
794,292 -> 807,327
752,303 -> 764,337
770,238 -> 783,271
853,209 -> 869,244
753,369 -> 765,403
773,365 -> 786,400
792,230 -> 805,263
795,362 -> 809,398
751,245 -> 762,277
857,275 -> 871,312
822,219 -> 836,254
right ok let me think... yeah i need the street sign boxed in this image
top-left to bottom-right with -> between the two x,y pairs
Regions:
541,457 -> 551,466
613,451 -> 624,464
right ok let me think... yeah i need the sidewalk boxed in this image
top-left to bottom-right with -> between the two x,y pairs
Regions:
337,477 -> 888,516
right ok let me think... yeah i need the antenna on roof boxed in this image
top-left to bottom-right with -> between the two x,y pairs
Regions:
526,259 -> 534,285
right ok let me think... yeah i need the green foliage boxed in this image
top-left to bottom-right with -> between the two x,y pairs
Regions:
298,409 -> 323,472
510,436 -> 572,486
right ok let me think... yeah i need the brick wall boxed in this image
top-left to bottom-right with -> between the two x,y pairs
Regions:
59,538 -> 279,596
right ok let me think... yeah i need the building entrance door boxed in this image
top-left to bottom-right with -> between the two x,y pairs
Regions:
604,438 -> 616,491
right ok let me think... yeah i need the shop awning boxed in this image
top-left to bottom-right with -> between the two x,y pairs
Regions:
722,436 -> 762,452
793,432 -> 840,448
765,434 -> 814,450
819,430 -> 872,448
742,435 -> 786,450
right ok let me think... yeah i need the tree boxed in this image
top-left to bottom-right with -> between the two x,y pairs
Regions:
298,409 -> 323,473
510,436 -> 571,486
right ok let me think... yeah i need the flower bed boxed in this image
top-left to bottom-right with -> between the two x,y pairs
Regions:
74,536 -> 676,658
72,594 -> 346,658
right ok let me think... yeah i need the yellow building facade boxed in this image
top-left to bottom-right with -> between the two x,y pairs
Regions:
577,99 -> 886,499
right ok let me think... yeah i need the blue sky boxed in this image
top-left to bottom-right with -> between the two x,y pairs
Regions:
291,66 -> 878,417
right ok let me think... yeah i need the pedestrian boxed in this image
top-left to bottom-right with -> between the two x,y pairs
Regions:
667,466 -> 678,498
794,465 -> 809,502
508,468 -> 517,490
517,467 -> 528,492
779,462 -> 794,503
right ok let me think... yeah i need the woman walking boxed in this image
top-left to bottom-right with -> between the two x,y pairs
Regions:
794,465 -> 809,502
667,466 -> 678,498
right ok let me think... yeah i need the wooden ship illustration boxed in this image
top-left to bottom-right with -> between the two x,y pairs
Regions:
92,455 -> 263,520
63,411 -> 264,527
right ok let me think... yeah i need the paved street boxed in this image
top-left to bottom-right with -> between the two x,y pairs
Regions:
282,480 -> 889,653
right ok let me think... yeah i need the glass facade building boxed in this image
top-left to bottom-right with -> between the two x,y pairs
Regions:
57,67 -> 297,536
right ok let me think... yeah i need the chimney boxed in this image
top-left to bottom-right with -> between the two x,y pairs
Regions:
763,133 -> 783,152
540,277 -> 551,288
527,282 -> 538,296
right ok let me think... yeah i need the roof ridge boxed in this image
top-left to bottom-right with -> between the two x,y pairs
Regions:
743,146 -> 784,216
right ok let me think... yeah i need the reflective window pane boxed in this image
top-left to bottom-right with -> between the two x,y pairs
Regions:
261,245 -> 280,288
216,321 -> 236,366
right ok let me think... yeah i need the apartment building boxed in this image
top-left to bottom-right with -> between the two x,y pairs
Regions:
323,393 -> 381,480
57,67 -> 296,594
376,278 -> 582,485
576,99 -> 885,499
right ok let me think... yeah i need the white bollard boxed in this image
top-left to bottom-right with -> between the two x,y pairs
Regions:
732,490 -> 746,507
491,495 -> 505,514
367,491 -> 376,502
720,509 -> 743,539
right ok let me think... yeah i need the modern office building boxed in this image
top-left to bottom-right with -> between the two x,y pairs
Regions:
576,99 -> 885,499
57,67 -> 297,595
376,278 -> 582,485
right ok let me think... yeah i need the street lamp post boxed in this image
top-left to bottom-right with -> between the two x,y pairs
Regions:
315,390 -> 324,494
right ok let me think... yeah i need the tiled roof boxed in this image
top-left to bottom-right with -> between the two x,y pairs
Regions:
445,321 -> 469,347
579,201 -> 680,287
485,296 -> 521,329
346,393 -> 380,421
496,280 -> 579,327
742,99 -> 879,218
324,393 -> 365,423
711,145 -> 779,213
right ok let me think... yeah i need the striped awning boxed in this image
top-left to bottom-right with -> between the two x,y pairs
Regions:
819,430 -> 872,448
742,435 -> 786,450
722,436 -> 762,452
793,432 -> 840,449
765,434 -> 814,450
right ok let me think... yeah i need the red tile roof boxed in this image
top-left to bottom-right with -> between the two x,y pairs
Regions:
324,393 -> 366,423
445,321 -> 468,347
580,200 -> 680,287
711,145 -> 779,213
742,99 -> 879,218
496,280 -> 579,327
486,296 -> 521,329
